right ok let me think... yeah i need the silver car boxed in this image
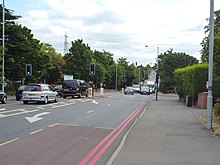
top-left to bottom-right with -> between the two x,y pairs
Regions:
22,83 -> 58,104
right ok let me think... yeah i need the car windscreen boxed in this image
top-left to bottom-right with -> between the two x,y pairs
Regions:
63,80 -> 78,88
18,85 -> 26,90
24,85 -> 41,91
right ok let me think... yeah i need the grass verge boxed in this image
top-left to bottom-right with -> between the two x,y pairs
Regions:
198,114 -> 220,136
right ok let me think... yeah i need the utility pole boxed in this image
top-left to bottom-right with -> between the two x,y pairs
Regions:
207,0 -> 214,130
2,0 -> 5,92
64,32 -> 68,55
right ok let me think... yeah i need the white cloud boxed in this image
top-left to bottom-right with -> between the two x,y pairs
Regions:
14,0 -> 220,65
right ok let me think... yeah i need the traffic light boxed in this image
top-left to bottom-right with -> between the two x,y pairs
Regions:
155,72 -> 159,83
90,63 -> 96,75
26,64 -> 32,76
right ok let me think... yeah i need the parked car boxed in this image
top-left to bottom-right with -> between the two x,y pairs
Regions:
124,87 -> 134,95
0,91 -> 7,104
140,86 -> 150,95
62,79 -> 88,98
21,83 -> 58,104
54,85 -> 62,97
16,85 -> 26,101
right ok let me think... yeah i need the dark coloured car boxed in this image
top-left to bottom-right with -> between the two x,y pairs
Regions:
54,85 -> 62,97
62,79 -> 88,98
16,85 -> 26,101
0,91 -> 7,104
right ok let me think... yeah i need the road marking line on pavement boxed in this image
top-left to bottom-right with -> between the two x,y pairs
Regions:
95,127 -> 114,130
0,109 -> 39,118
51,102 -> 76,108
29,129 -> 44,135
59,123 -> 81,127
79,103 -> 144,165
0,108 -> 26,114
0,138 -> 20,147
49,123 -> 59,127
107,104 -> 111,106
87,110 -> 94,114
0,108 -> 6,111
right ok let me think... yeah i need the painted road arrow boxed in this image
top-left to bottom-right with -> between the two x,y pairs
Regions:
25,112 -> 51,123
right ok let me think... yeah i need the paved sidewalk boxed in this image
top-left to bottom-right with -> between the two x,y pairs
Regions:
111,95 -> 220,165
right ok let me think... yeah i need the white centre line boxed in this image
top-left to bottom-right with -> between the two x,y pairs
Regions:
0,108 -> 6,111
87,110 -> 94,114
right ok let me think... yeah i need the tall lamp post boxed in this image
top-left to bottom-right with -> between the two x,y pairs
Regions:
115,62 -> 117,91
2,0 -> 5,92
145,45 -> 160,101
207,0 -> 214,130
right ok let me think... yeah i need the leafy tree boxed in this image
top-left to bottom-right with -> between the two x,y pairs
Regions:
158,49 -> 198,93
0,6 -> 49,84
201,9 -> 220,92
40,43 -> 63,84
63,39 -> 92,82
92,50 -> 115,87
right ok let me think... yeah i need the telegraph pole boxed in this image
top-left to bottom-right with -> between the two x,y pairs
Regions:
207,0 -> 214,130
2,0 -> 5,92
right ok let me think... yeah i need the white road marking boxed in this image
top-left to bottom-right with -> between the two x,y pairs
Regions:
25,112 -> 51,123
0,109 -> 39,118
51,102 -> 76,108
92,100 -> 99,104
29,129 -> 44,135
107,104 -> 111,106
0,108 -> 6,111
0,138 -> 20,147
87,110 -> 94,114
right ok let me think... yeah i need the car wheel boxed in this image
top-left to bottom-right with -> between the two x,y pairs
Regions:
44,97 -> 48,104
23,101 -> 28,104
78,93 -> 81,98
16,97 -> 20,101
2,96 -> 7,104
63,96 -> 66,99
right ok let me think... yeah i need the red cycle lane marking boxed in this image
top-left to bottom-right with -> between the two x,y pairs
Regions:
88,109 -> 140,165
79,103 -> 144,165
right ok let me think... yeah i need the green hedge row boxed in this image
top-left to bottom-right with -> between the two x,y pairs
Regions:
174,63 -> 208,102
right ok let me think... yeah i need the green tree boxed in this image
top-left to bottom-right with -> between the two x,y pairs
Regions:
201,9 -> 220,92
40,43 -> 63,84
0,6 -> 50,84
63,39 -> 92,82
158,49 -> 198,93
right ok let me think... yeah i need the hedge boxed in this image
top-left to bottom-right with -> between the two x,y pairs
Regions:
174,63 -> 208,102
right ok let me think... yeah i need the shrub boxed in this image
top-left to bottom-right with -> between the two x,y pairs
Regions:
214,99 -> 220,117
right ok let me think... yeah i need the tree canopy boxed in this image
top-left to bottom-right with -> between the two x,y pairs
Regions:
158,49 -> 198,93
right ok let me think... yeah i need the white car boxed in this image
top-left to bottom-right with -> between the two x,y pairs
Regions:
22,83 -> 58,104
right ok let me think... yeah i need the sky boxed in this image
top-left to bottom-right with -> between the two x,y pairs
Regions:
4,0 -> 220,66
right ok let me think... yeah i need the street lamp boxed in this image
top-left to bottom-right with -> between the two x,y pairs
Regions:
145,45 -> 159,70
2,0 -> 5,92
145,45 -> 160,101
207,0 -> 214,130
115,62 -> 117,91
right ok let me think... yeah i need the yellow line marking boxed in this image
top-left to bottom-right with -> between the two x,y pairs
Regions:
0,138 -> 20,147
29,129 -> 44,135
49,123 -> 59,127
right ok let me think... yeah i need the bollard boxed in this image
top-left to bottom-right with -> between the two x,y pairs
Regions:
88,88 -> 93,97
121,88 -> 124,94
100,87 -> 104,96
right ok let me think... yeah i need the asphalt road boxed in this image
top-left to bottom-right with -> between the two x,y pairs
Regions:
0,92 -> 153,165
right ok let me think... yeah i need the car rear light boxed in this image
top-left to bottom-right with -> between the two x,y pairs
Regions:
40,86 -> 43,92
